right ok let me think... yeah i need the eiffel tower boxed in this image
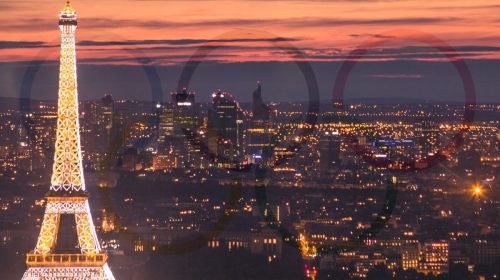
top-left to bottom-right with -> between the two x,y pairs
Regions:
22,1 -> 115,279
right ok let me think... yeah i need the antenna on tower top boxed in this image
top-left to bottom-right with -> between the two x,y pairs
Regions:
61,0 -> 76,15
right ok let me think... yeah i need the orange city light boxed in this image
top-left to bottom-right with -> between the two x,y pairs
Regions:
472,184 -> 483,196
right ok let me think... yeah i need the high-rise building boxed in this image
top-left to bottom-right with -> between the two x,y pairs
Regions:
208,90 -> 244,167
415,118 -> 440,157
247,82 -> 275,165
318,131 -> 341,175
158,103 -> 174,141
472,240 -> 500,266
112,105 -> 131,147
158,88 -> 199,169
99,94 -> 113,145
22,2 -> 115,279
83,94 -> 114,153
26,110 -> 58,169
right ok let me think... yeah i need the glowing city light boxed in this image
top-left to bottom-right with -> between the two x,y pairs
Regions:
472,184 -> 483,196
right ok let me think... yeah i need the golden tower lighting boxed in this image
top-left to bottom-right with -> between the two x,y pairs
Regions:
22,1 -> 115,279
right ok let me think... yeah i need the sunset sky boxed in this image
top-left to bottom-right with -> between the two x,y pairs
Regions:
0,0 -> 499,102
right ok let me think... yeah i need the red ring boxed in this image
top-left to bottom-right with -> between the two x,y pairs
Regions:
332,29 -> 476,171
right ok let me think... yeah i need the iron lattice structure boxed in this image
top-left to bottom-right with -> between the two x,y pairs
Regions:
22,1 -> 115,279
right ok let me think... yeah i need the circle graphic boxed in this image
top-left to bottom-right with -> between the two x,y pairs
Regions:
156,28 -> 320,255
332,29 -> 476,171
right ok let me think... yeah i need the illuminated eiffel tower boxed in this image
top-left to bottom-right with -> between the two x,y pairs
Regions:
22,1 -> 115,279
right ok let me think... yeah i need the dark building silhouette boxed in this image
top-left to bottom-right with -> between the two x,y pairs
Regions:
99,94 -> 113,146
158,88 -> 199,169
252,82 -> 270,121
247,82 -> 275,165
319,131 -> 341,176
415,118 -> 440,156
208,90 -> 244,167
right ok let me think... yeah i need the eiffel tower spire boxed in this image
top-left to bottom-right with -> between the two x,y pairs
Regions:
61,0 -> 76,15
22,1 -> 115,279
51,0 -> 83,193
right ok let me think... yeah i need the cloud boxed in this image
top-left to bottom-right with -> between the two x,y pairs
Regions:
0,41 -> 51,49
78,39 -> 207,46
0,18 -> 55,31
424,4 -> 500,11
77,37 -> 301,47
281,17 -> 461,27
368,74 -> 423,79
8,43 -> 499,65
79,44 -> 500,66
77,53 -> 239,65
349,33 -> 395,39
0,16 -> 460,32
98,16 -> 460,29
278,45 -> 500,61
0,3 -> 12,10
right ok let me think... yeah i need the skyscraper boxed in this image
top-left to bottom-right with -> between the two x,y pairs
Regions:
170,88 -> 198,135
99,94 -> 114,146
158,102 -> 174,141
208,90 -> 244,167
318,131 -> 341,176
415,118 -> 440,157
158,88 -> 199,169
83,94 -> 114,154
22,2 -> 115,279
247,82 -> 275,165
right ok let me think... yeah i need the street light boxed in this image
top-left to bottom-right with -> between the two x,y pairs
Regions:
472,184 -> 483,197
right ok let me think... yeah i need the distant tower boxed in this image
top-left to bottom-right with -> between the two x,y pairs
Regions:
208,90 -> 244,166
158,88 -> 199,169
99,94 -> 114,147
415,118 -> 440,157
319,131 -> 341,175
22,1 -> 115,279
170,87 -> 197,136
247,82 -> 274,165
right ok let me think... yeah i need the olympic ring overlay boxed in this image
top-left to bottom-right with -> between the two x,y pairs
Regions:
173,28 -> 398,257
157,28 -> 320,255
176,28 -> 320,170
17,28 -> 476,260
18,28 -> 319,256
255,175 -> 398,255
332,29 -> 476,171
256,29 -> 477,257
